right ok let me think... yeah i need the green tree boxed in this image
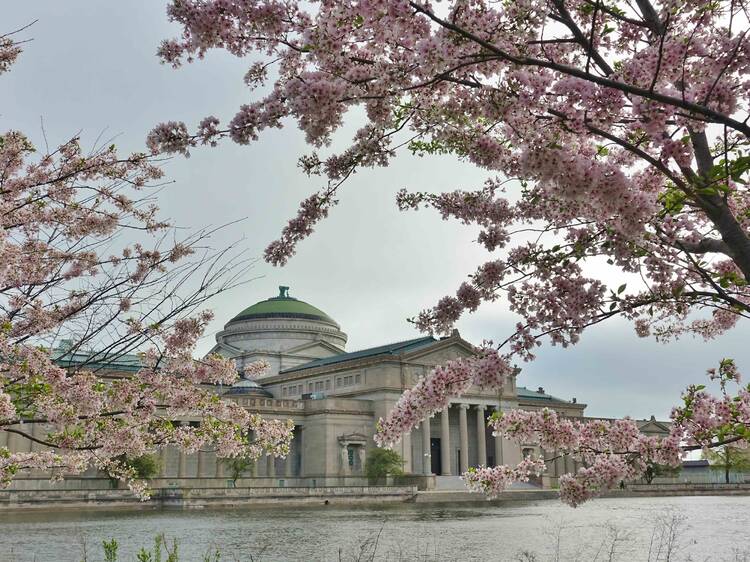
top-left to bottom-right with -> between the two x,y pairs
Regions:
365,448 -> 404,481
704,446 -> 750,484
221,456 -> 255,485
127,454 -> 161,479
109,454 -> 160,488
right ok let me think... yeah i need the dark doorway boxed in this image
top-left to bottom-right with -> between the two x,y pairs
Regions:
430,438 -> 442,475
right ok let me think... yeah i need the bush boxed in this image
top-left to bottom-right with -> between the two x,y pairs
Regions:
128,454 -> 161,479
109,454 -> 161,487
365,448 -> 404,480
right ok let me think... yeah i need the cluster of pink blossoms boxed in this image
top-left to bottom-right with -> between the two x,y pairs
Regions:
490,408 -> 682,506
463,457 -> 547,497
243,359 -> 271,379
672,359 -> 750,450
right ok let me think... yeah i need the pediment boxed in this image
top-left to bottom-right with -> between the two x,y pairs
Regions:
205,342 -> 243,358
637,420 -> 671,434
338,432 -> 368,445
285,340 -> 344,359
404,338 -> 476,366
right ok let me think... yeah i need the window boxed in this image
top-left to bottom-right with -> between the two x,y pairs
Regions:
336,377 -> 342,386
355,374 -> 361,384
282,387 -> 287,396
308,382 -> 313,391
325,380 -> 331,390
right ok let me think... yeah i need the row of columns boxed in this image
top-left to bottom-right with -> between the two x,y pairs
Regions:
157,424 -> 300,479
3,422 -> 301,480
421,403 -> 505,476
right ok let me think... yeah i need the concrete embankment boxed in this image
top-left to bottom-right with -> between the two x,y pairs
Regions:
0,484 -> 418,511
414,482 -> 750,504
3,481 -> 749,511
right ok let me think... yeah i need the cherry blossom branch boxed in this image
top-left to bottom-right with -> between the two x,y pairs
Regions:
409,1 -> 750,137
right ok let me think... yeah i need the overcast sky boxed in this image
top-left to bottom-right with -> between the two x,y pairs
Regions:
4,1 -> 750,420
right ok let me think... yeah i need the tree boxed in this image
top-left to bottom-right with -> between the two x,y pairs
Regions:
221,455 -> 255,485
365,448 -> 404,481
0,27 -> 293,498
704,445 -> 750,484
151,0 -> 750,505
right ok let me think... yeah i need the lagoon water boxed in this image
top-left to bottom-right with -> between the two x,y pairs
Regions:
0,496 -> 748,561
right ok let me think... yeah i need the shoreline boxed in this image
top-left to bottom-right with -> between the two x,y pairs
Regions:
1,482 -> 749,513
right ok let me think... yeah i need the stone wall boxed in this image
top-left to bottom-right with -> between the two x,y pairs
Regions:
0,484 -> 418,510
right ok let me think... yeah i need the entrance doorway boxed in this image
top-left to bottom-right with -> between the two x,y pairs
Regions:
430,438 -> 442,475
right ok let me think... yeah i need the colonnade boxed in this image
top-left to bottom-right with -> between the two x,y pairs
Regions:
159,445 -> 299,479
158,423 -> 302,479
419,402 -> 511,476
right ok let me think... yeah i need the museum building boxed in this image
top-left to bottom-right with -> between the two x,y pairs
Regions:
4,287 -> 671,489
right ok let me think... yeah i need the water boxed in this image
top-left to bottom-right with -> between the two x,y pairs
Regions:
0,496 -> 748,561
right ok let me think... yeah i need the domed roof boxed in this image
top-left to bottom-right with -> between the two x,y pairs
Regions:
223,375 -> 273,398
229,286 -> 337,326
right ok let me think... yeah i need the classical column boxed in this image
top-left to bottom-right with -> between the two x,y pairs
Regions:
215,453 -> 224,478
160,446 -> 169,477
563,453 -> 574,475
401,433 -> 413,474
26,424 -> 33,452
285,427 -> 294,478
340,445 -> 349,476
475,405 -> 487,467
458,404 -> 469,474
31,422 -> 43,452
7,425 -> 20,453
421,417 -> 432,475
357,447 -> 366,475
296,426 -> 304,477
440,407 -> 452,476
177,450 -> 187,478
494,435 -> 504,467
285,455 -> 293,478
196,450 -> 205,478
267,455 -> 276,478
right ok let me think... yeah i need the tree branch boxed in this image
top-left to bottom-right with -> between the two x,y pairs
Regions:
409,1 -> 750,137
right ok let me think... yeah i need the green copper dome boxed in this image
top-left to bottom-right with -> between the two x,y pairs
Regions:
229,286 -> 337,325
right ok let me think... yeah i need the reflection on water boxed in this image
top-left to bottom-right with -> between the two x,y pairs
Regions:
0,496 -> 748,561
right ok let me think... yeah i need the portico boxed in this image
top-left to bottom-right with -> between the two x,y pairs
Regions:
412,401 -> 527,478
